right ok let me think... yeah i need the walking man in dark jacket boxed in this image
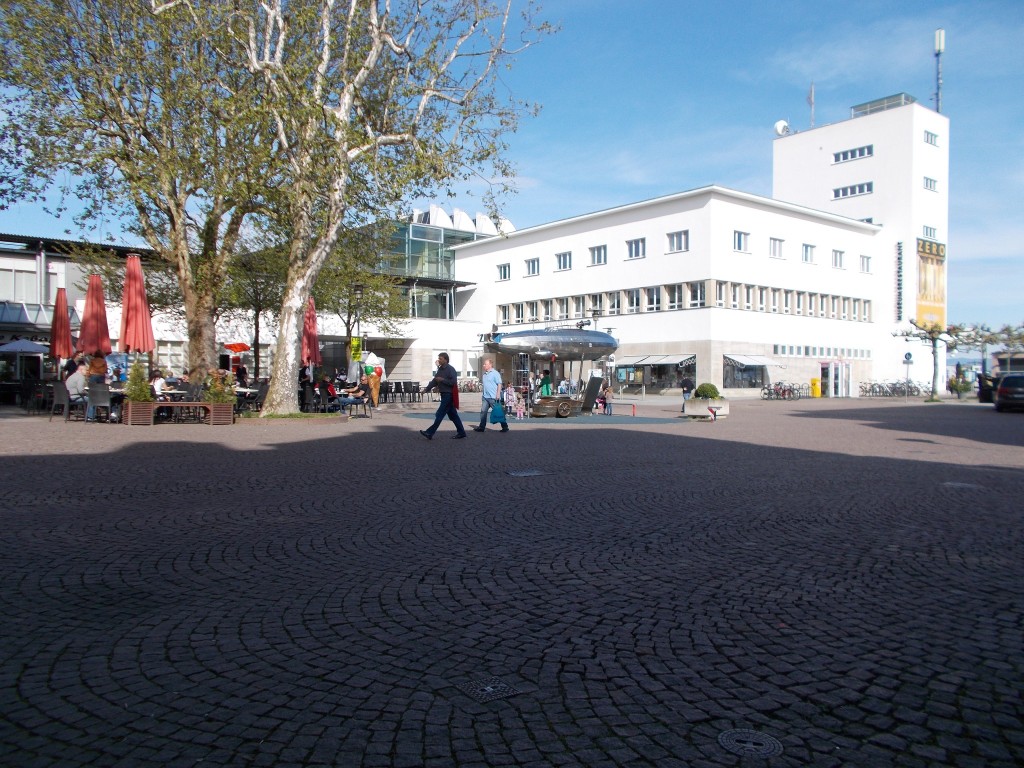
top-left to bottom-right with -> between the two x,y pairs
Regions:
419,352 -> 467,440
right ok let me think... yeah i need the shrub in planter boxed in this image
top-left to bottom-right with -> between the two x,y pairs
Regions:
124,359 -> 153,402
202,370 -> 237,403
694,382 -> 722,399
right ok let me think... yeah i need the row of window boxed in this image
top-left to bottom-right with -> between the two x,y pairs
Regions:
497,281 -> 872,325
833,144 -> 873,164
716,282 -> 872,321
773,343 -> 871,359
497,231 -> 689,280
832,181 -> 873,199
736,235 -> 871,272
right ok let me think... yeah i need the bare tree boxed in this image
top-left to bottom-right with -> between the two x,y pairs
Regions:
897,320 -> 969,400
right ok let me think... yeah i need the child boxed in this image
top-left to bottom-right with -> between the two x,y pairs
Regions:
514,389 -> 526,420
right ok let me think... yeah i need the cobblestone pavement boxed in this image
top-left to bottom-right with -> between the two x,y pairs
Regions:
1,398 -> 1021,768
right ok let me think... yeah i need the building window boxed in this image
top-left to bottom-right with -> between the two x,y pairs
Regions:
783,291 -> 791,314
589,245 -> 607,266
645,287 -> 661,312
744,286 -> 753,310
924,130 -> 939,146
770,238 -> 784,259
864,301 -> 871,322
589,294 -> 603,315
716,282 -> 725,307
830,297 -> 838,318
832,249 -> 844,269
770,289 -> 778,313
687,282 -> 705,308
733,231 -> 749,252
833,144 -> 873,163
526,301 -> 538,321
626,288 -> 641,314
730,285 -> 739,309
818,295 -> 827,317
541,299 -> 552,321
802,244 -> 815,264
667,284 -> 684,310
555,252 -> 572,271
572,295 -> 585,318
852,299 -> 859,321
555,297 -> 568,319
860,254 -> 871,273
513,303 -> 524,324
497,263 -> 510,281
795,293 -> 804,315
667,230 -> 689,252
626,238 -> 646,260
758,287 -> 766,311
607,292 -> 621,315
525,257 -> 539,276
923,225 -> 937,239
832,182 -> 873,199
842,298 -> 849,320
924,177 -> 938,192
499,305 -> 509,324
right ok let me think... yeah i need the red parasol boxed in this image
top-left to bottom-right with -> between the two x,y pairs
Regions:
75,274 -> 113,355
49,287 -> 74,360
119,254 -> 155,355
224,342 -> 251,353
301,297 -> 321,365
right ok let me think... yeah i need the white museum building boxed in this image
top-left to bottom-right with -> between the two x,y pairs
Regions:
445,92 -> 951,398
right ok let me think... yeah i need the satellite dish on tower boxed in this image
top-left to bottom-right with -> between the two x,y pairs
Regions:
774,119 -> 791,136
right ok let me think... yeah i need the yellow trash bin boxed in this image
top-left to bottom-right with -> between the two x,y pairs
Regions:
810,378 -> 821,398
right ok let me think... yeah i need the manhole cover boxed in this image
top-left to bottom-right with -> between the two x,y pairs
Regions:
507,469 -> 549,477
457,677 -> 521,702
717,729 -> 783,758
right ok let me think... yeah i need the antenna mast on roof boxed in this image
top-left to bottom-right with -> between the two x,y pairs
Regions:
807,81 -> 815,127
934,28 -> 945,113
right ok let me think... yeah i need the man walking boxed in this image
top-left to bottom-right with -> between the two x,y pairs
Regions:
473,357 -> 509,433
419,352 -> 467,440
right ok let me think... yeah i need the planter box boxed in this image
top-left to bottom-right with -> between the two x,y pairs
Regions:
204,402 -> 235,425
123,401 -> 156,426
684,397 -> 729,419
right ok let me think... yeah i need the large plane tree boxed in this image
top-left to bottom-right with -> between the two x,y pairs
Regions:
1,1 -> 548,413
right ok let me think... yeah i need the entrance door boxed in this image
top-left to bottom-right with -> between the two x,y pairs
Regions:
819,361 -> 852,397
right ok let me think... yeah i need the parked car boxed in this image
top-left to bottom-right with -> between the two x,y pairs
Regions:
994,373 -> 1024,412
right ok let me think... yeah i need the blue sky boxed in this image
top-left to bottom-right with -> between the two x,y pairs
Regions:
2,0 -> 1021,326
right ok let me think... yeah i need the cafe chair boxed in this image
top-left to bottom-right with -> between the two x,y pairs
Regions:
318,381 -> 337,413
50,381 -> 85,422
87,383 -> 113,423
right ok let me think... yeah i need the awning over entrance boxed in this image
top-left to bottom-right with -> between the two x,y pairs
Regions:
724,354 -> 786,368
614,354 -> 650,366
644,354 -> 696,366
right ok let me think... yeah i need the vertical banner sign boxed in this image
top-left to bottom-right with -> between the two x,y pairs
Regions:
895,242 -> 903,321
916,238 -> 947,327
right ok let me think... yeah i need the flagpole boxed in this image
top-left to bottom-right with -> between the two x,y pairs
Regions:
808,81 -> 815,127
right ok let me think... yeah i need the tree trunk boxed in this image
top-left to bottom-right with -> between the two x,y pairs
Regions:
263,290 -> 304,415
930,337 -> 941,399
253,311 -> 262,381
183,292 -> 218,381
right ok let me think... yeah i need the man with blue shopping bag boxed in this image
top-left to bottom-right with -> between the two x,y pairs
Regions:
473,357 -> 509,433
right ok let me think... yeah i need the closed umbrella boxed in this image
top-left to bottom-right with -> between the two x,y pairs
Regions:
301,297 -> 321,365
119,254 -> 155,355
49,287 -> 74,361
76,274 -> 113,355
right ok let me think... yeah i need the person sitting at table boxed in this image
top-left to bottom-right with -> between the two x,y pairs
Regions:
150,370 -> 170,419
235,363 -> 248,388
87,350 -> 107,384
64,352 -> 84,379
66,361 -> 88,416
338,374 -> 370,413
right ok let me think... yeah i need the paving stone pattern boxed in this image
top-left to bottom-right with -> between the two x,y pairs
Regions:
0,398 -> 1022,767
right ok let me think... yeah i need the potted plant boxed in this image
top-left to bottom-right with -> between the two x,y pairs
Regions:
946,376 -> 972,400
202,369 -> 236,425
122,359 -> 155,425
684,382 -> 729,419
